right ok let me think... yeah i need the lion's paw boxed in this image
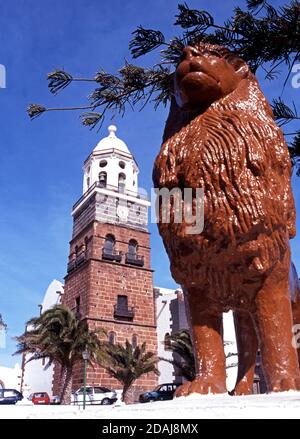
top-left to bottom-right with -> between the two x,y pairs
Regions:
175,378 -> 227,397
230,377 -> 253,396
270,375 -> 300,392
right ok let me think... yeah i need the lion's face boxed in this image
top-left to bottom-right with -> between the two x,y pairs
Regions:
175,44 -> 248,110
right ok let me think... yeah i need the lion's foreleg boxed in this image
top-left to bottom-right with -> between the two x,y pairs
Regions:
176,291 -> 227,396
254,249 -> 300,392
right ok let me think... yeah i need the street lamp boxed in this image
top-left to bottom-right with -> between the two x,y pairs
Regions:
82,349 -> 90,410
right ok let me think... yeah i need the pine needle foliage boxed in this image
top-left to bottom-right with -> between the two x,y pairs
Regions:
27,1 -> 300,173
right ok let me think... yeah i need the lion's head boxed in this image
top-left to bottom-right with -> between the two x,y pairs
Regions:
174,43 -> 252,111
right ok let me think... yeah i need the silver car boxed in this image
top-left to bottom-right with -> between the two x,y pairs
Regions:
72,386 -> 117,405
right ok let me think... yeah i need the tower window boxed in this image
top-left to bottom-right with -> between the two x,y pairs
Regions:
102,234 -> 121,262
99,171 -> 107,188
118,173 -> 126,193
108,331 -> 116,345
119,161 -> 126,169
84,236 -> 89,257
126,239 -> 144,266
104,234 -> 115,254
117,295 -> 128,309
87,177 -> 90,188
114,295 -> 134,320
99,160 -> 107,168
132,334 -> 138,349
74,296 -> 81,319
128,239 -> 138,255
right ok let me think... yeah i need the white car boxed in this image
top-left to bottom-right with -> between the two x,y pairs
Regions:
72,386 -> 117,405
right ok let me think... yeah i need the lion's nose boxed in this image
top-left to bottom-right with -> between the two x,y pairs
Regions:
182,46 -> 200,60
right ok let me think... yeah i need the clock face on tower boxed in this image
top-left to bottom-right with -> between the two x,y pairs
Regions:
116,204 -> 129,221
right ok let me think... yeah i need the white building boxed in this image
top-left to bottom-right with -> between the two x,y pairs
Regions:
0,364 -> 22,390
21,279 -> 63,396
155,287 -> 189,384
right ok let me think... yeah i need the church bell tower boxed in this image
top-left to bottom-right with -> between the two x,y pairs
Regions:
53,126 -> 157,399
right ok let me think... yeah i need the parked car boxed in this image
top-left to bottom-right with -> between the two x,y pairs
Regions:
72,386 -> 117,405
28,392 -> 50,405
50,395 -> 60,405
139,383 -> 181,403
0,389 -> 23,405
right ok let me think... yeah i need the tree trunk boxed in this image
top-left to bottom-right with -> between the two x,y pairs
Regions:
60,366 -> 73,405
122,384 -> 135,404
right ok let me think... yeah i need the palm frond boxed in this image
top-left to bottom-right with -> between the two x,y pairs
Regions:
163,329 -> 195,381
14,305 -> 105,368
159,356 -> 195,381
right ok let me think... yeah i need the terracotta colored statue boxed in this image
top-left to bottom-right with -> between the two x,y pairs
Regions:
291,262 -> 300,366
153,43 -> 300,395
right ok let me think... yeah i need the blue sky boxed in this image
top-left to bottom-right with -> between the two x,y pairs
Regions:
0,0 -> 299,367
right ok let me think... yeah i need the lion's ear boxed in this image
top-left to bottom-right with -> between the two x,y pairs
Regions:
226,54 -> 249,78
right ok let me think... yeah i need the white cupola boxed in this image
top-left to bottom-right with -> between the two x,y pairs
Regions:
72,124 -> 149,235
82,125 -> 139,195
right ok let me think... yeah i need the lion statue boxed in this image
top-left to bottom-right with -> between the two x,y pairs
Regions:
153,43 -> 300,395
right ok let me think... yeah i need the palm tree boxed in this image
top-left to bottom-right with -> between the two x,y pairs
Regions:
97,340 -> 159,404
162,329 -> 195,381
14,305 -> 105,404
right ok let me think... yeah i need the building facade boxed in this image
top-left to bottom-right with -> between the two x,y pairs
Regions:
155,287 -> 189,384
52,126 -> 158,401
0,364 -> 21,390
